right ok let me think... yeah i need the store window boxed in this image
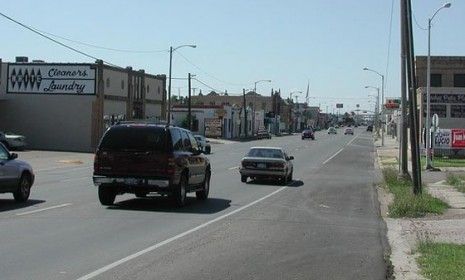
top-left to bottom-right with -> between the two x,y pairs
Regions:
430,74 -> 442,87
454,74 -> 465,87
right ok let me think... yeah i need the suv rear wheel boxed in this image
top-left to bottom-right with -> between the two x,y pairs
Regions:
13,174 -> 31,202
173,175 -> 188,207
98,185 -> 116,206
196,171 -> 210,200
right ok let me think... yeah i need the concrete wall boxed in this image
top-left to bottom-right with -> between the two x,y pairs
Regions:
0,95 -> 94,152
416,56 -> 465,88
0,62 -> 6,99
145,76 -> 164,101
103,68 -> 127,97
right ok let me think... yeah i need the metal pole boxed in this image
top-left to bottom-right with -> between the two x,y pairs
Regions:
188,73 -> 192,131
400,0 -> 409,177
167,46 -> 173,124
425,18 -> 432,169
406,0 -> 422,194
381,75 -> 385,146
243,89 -> 247,138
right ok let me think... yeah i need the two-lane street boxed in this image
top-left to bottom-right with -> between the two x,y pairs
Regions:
0,128 -> 387,280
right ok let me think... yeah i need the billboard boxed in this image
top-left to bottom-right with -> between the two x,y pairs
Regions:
336,103 -> 343,108
204,118 -> 222,138
434,128 -> 465,149
7,63 -> 96,95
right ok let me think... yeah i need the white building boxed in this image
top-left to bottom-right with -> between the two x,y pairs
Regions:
0,58 -> 166,152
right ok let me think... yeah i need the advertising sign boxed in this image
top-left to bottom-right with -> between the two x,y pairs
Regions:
433,128 -> 465,149
204,118 -> 222,138
336,103 -> 343,108
451,129 -> 465,148
434,129 -> 451,149
7,63 -> 96,95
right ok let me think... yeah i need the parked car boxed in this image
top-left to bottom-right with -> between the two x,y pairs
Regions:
327,127 -> 337,134
301,129 -> 315,140
93,123 -> 211,207
194,134 -> 211,154
344,127 -> 354,135
3,132 -> 27,150
0,142 -> 35,202
239,147 -> 294,185
367,125 -> 373,132
256,129 -> 272,139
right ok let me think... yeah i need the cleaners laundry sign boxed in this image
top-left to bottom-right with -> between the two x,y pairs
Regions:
7,63 -> 96,95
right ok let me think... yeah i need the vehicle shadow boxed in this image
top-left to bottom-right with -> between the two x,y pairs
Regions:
247,179 -> 304,188
0,199 -> 46,212
107,197 -> 231,214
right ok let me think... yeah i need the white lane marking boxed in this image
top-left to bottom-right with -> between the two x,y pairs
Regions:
322,148 -> 344,165
16,203 -> 72,216
228,166 -> 240,170
319,204 -> 330,208
76,187 -> 286,280
345,133 -> 359,146
322,133 -> 360,165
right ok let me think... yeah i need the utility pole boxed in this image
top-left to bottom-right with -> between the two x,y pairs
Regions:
243,89 -> 248,138
400,0 -> 409,178
405,0 -> 422,194
188,73 -> 192,131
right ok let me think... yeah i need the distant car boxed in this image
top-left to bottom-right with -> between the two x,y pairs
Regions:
93,123 -> 211,207
344,127 -> 354,135
301,129 -> 315,140
367,125 -> 373,132
194,135 -> 211,154
0,143 -> 35,202
327,127 -> 337,134
3,132 -> 27,150
240,147 -> 294,185
256,129 -> 272,139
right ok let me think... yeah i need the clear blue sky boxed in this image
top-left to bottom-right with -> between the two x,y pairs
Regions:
1,0 -> 463,112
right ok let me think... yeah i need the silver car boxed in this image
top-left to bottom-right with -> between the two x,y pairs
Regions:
4,132 -> 27,150
194,135 -> 211,154
240,147 -> 294,185
0,143 -> 35,202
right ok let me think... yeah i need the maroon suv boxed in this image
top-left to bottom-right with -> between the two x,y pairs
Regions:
93,123 -> 211,207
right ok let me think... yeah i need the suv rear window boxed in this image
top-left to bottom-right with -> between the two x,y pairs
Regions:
99,126 -> 167,151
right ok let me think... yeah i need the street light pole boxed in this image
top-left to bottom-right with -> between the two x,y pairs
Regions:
167,44 -> 196,125
425,2 -> 451,170
363,67 -> 385,146
252,79 -> 271,135
366,86 -> 380,136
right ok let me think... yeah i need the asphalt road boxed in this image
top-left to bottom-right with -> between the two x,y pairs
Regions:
0,127 -> 388,280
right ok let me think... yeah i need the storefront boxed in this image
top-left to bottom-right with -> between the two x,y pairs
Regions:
0,59 -> 166,152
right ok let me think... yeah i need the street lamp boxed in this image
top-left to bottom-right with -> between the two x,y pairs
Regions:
366,86 -> 380,136
167,44 -> 197,124
253,79 -> 272,94
425,2 -> 451,170
363,67 -> 385,146
251,80 -> 271,134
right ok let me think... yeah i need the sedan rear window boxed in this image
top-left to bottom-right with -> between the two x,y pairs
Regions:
99,127 -> 167,151
247,148 -> 283,159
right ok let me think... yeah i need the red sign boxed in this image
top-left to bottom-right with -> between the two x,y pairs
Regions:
451,129 -> 465,148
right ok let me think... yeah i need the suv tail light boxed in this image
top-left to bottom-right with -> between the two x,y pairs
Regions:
94,152 -> 100,172
166,156 -> 176,175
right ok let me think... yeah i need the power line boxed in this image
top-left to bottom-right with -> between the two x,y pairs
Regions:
384,0 -> 395,97
176,50 -> 248,87
37,29 -> 169,54
193,78 -> 225,94
0,11 -> 122,68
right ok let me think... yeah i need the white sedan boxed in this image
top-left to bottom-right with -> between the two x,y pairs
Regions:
240,147 -> 294,185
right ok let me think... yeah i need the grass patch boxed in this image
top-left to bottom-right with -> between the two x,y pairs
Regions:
417,242 -> 465,280
421,157 -> 465,168
446,173 -> 465,193
383,168 -> 448,218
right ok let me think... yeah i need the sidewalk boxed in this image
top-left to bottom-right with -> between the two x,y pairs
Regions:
375,135 -> 465,279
